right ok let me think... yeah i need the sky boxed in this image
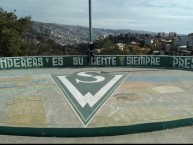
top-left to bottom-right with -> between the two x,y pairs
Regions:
1,0 -> 193,34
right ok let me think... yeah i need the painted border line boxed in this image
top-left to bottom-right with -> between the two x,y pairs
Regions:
0,117 -> 192,137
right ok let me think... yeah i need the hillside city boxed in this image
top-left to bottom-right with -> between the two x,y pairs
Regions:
29,21 -> 193,56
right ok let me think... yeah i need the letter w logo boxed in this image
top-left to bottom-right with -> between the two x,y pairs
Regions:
52,71 -> 129,126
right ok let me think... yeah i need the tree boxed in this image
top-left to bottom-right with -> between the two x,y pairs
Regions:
99,44 -> 128,55
0,8 -> 31,57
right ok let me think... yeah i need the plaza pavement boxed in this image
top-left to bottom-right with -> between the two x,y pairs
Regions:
0,67 -> 193,143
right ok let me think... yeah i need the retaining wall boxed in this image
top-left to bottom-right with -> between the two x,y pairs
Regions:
0,55 -> 193,70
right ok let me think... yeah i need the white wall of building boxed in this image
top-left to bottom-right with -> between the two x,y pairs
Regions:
174,36 -> 193,47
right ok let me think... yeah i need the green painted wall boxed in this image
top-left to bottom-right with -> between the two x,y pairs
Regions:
0,55 -> 193,70
0,117 -> 192,137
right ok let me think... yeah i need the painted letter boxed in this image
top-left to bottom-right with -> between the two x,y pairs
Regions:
76,71 -> 105,84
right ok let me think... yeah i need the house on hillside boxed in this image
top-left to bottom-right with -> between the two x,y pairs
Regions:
174,36 -> 193,48
145,38 -> 154,46
116,43 -> 126,51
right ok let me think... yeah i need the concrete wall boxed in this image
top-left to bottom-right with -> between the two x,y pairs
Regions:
0,55 -> 193,71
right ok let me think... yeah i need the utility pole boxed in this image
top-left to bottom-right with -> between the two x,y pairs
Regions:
89,0 -> 92,44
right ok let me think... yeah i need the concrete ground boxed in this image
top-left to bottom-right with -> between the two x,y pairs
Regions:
0,67 -> 193,143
